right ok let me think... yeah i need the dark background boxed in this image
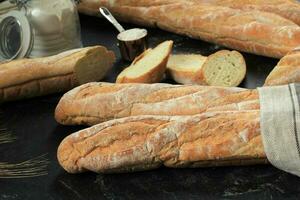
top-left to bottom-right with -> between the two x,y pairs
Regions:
0,14 -> 300,200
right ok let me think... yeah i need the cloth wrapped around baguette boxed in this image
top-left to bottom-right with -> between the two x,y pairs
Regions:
78,0 -> 300,58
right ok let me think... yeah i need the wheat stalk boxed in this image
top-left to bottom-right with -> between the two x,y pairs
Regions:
0,110 -> 15,144
0,109 -> 49,179
0,154 -> 49,178
0,130 -> 16,144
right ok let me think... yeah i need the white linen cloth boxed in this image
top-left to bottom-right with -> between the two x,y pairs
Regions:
258,84 -> 300,177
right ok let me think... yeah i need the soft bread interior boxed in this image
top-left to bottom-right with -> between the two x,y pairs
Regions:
118,41 -> 173,78
74,47 -> 115,84
203,50 -> 246,87
167,54 -> 207,72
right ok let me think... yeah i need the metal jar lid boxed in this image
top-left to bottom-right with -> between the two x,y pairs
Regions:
0,10 -> 33,62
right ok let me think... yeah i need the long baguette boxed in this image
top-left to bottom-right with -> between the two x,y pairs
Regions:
81,0 -> 300,25
193,0 -> 300,26
264,50 -> 300,86
0,46 -> 115,102
57,110 -> 266,174
78,0 -> 300,58
55,82 -> 260,126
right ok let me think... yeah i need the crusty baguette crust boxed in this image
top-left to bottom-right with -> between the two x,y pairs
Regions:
78,0 -> 300,58
0,46 -> 115,102
264,50 -> 300,86
54,82 -> 260,126
207,100 -> 260,113
194,0 -> 300,26
57,110 -> 266,174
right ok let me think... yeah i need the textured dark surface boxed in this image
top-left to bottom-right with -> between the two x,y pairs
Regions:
0,14 -> 300,200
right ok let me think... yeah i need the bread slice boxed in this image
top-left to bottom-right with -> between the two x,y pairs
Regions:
167,54 -> 207,85
116,40 -> 173,83
203,50 -> 246,87
167,50 -> 246,87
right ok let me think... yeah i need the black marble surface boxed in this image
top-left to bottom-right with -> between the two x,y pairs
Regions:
1,14 -> 300,200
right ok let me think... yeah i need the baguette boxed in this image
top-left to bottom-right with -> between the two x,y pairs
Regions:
264,50 -> 300,86
167,50 -> 246,87
55,82 -> 260,126
116,40 -> 173,83
194,0 -> 300,26
57,110 -> 267,174
78,0 -> 300,58
0,46 -> 115,102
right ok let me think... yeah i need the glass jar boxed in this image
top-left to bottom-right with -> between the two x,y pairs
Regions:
0,0 -> 82,61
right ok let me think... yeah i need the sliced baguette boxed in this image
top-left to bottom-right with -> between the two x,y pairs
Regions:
167,54 -> 207,85
116,40 -> 173,83
167,50 -> 246,87
203,50 -> 247,87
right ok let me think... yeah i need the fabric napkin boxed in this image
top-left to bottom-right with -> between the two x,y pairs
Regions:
258,84 -> 300,177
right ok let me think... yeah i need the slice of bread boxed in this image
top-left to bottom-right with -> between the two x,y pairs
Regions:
116,40 -> 173,83
202,50 -> 246,87
167,50 -> 246,87
167,54 -> 207,85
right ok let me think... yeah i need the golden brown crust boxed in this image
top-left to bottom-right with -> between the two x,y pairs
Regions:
57,110 -> 266,174
157,4 -> 298,58
264,50 -> 300,86
193,0 -> 300,26
208,89 -> 259,108
0,74 -> 77,102
54,82 -> 260,126
78,0 -> 300,58
0,46 -> 115,102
